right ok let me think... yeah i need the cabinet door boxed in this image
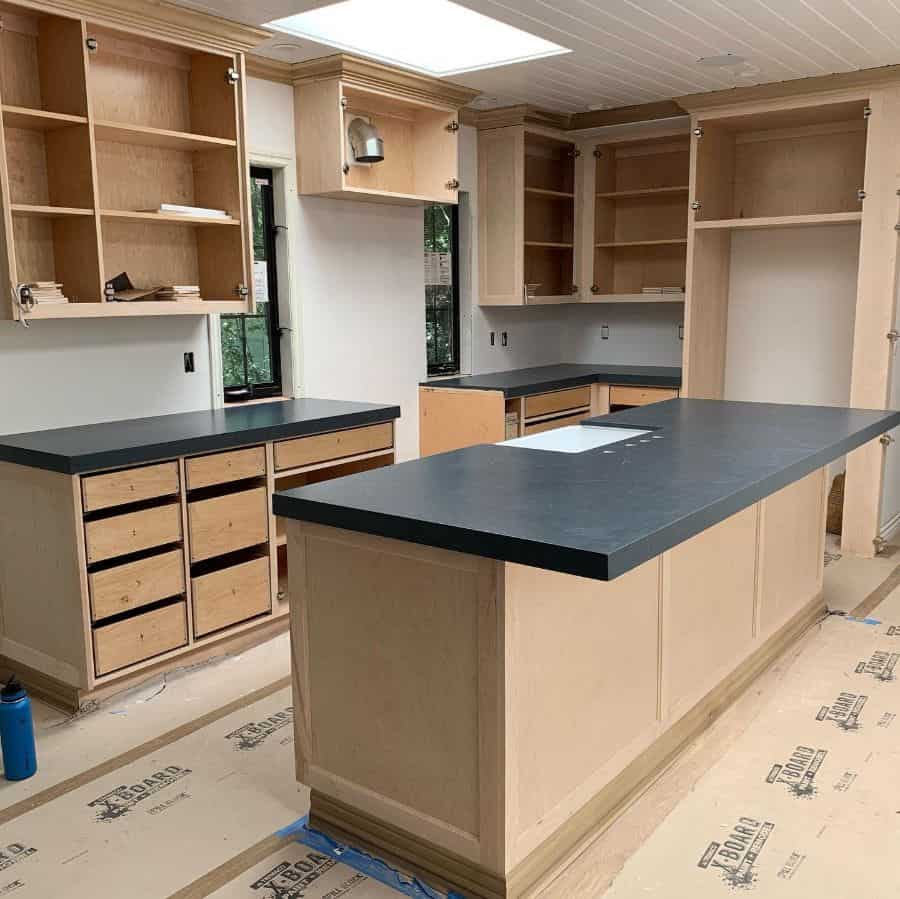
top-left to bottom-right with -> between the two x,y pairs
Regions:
478,125 -> 524,305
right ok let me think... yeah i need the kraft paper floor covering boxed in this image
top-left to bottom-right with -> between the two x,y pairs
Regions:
0,551 -> 897,898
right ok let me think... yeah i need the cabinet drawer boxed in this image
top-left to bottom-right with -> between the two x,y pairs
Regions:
93,602 -> 187,676
609,386 -> 678,407
82,462 -> 179,513
89,549 -> 185,622
185,446 -> 266,491
274,422 -> 393,471
84,503 -> 182,565
524,386 -> 591,420
192,556 -> 270,637
523,411 -> 588,436
188,486 -> 268,563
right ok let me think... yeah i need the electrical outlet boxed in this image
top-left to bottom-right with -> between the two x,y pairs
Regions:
490,331 -> 495,346
501,331 -> 508,347
601,325 -> 610,340
184,352 -> 195,373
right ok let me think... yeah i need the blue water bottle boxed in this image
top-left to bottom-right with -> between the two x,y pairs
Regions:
0,676 -> 36,781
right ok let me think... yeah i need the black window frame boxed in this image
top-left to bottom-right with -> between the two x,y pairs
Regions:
425,203 -> 461,377
221,166 -> 283,402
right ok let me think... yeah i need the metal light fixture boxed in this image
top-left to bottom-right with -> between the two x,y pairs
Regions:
348,116 -> 384,164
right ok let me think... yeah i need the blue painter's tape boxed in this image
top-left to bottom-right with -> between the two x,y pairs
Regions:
845,616 -> 882,626
274,816 -> 466,898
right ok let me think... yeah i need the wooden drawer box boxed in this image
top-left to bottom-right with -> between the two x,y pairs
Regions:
609,386 -> 678,407
192,556 -> 270,637
274,423 -> 393,471
84,503 -> 182,565
82,462 -> 179,513
89,549 -> 185,622
188,486 -> 268,563
93,602 -> 188,676
523,411 -> 587,436
524,386 -> 591,420
185,446 -> 266,491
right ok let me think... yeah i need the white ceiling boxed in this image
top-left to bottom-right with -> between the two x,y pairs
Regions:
174,0 -> 900,112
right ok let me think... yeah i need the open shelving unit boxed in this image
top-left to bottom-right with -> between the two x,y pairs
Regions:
589,134 -> 690,301
0,1 -> 254,321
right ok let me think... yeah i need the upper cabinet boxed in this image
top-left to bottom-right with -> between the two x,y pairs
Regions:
293,55 -> 478,206
478,114 -> 581,305
0,0 -> 259,322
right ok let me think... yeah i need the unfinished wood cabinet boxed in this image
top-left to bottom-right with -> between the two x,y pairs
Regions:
478,116 -> 581,304
678,76 -> 900,557
0,0 -> 256,321
589,133 -> 690,302
293,55 -> 477,206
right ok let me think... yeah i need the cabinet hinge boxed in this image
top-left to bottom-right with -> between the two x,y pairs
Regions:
13,283 -> 33,328
864,105 -> 872,119
857,189 -> 866,202
85,36 -> 98,52
693,126 -> 704,138
691,200 -> 702,211
445,120 -> 460,133
340,96 -> 348,109
236,284 -> 249,298
342,162 -> 350,175
225,67 -> 240,86
570,284 -> 579,294
880,433 -> 896,447
874,536 -> 887,553
593,148 -> 603,159
591,284 -> 600,294
445,178 -> 460,190
568,148 -> 581,158
888,329 -> 900,346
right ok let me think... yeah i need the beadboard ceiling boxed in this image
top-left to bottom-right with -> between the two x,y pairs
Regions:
173,0 -> 900,112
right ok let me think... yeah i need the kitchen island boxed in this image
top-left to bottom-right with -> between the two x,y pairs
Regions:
274,399 -> 899,899
0,398 -> 399,711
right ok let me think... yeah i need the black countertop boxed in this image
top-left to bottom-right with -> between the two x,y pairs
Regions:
275,399 -> 900,581
0,399 -> 401,475
421,363 -> 682,397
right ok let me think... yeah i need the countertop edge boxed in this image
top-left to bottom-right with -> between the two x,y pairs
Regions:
419,369 -> 682,397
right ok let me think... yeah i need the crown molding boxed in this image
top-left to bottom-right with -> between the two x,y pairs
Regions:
13,0 -> 271,53
246,55 -> 294,85
472,104 -> 571,131
290,54 -> 480,110
569,100 -> 685,130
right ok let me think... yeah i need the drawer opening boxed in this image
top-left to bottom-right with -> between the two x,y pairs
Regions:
190,544 -> 269,578
81,494 -> 180,523
91,594 -> 185,630
276,543 -> 288,608
274,452 -> 393,491
87,541 -> 184,574
185,475 -> 267,503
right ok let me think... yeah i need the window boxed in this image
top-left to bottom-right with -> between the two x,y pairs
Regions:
220,167 -> 282,401
425,203 -> 460,376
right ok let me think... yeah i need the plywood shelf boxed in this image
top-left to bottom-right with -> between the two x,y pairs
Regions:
10,204 -> 94,218
596,185 -> 689,199
595,238 -> 687,248
24,300 -> 250,319
584,292 -> 685,303
93,120 -> 238,152
100,210 -> 241,227
693,212 -> 863,231
525,241 -> 575,249
525,187 -> 575,199
1,105 -> 88,131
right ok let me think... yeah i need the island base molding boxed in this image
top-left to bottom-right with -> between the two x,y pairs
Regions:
286,468 -> 828,898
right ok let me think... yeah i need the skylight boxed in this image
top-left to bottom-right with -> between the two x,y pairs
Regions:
265,0 -> 570,77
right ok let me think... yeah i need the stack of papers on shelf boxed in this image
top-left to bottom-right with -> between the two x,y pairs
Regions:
27,282 -> 68,305
641,286 -> 685,295
156,285 -> 201,301
142,204 -> 230,219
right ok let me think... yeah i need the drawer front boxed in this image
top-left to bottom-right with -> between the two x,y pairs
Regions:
524,386 -> 591,420
192,556 -> 271,637
93,602 -> 187,676
609,386 -> 678,407
188,486 -> 268,563
186,446 -> 266,491
89,549 -> 185,622
82,462 -> 179,513
85,503 -> 182,565
274,422 -> 393,471
524,411 -> 588,436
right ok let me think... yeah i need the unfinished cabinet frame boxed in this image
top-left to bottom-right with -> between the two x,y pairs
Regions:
679,76 -> 900,557
293,54 -> 478,206
0,0 -> 258,321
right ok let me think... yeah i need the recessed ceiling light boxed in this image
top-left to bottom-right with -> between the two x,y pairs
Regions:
265,0 -> 570,77
697,52 -> 748,67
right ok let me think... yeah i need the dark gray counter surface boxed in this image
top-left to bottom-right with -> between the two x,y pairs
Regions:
422,363 -> 682,397
0,399 -> 400,475
274,399 -> 900,581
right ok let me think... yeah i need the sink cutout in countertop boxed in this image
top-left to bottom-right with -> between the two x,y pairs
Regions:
500,425 -> 652,453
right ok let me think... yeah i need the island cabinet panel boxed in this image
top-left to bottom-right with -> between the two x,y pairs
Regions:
93,601 -> 188,676
188,486 -> 268,562
84,502 -> 182,564
88,548 -> 185,622
81,461 -> 180,512
419,387 -> 506,457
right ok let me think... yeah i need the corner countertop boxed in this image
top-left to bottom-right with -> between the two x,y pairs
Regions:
420,363 -> 682,397
0,398 -> 401,475
274,399 -> 900,581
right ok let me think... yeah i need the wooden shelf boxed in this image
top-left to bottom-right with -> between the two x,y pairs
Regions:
10,204 -> 93,218
596,185 -> 689,199
525,187 -> 575,199
100,210 -> 240,227
583,292 -> 685,303
93,120 -> 237,152
525,241 -> 574,249
24,300 -> 251,320
694,212 -> 863,231
595,238 -> 687,248
1,106 -> 87,131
